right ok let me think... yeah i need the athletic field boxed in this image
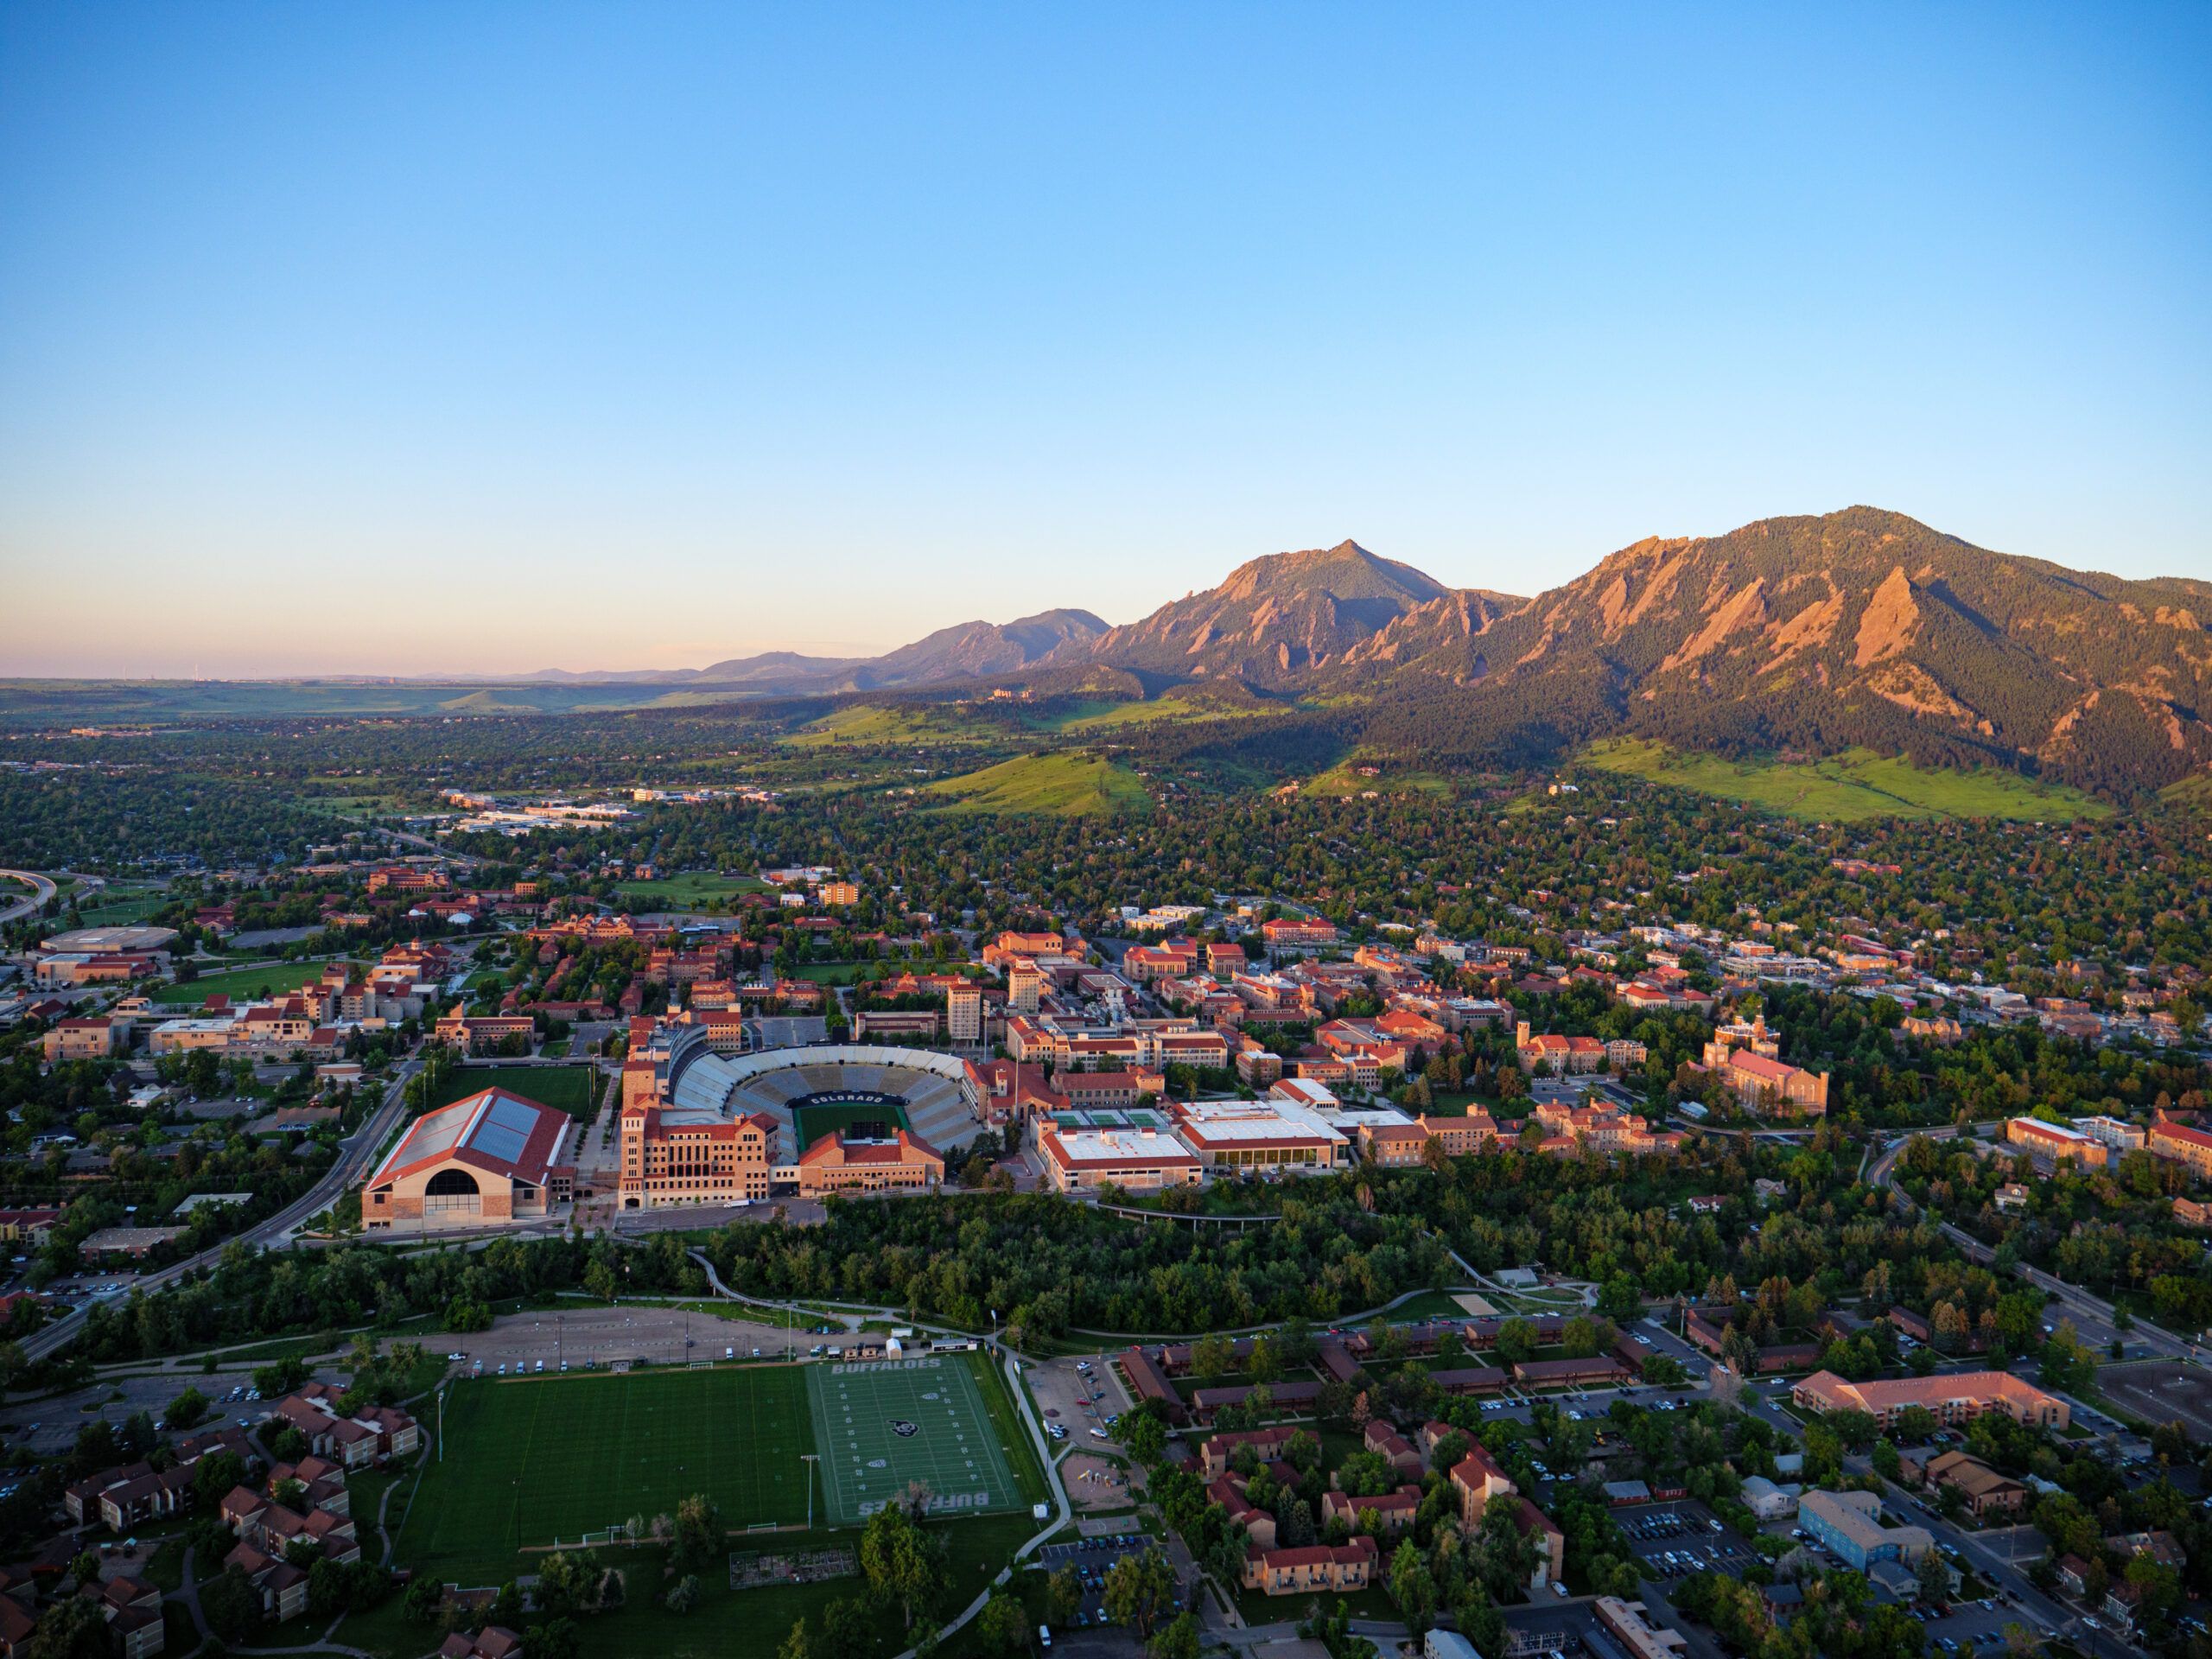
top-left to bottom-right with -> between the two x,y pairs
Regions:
805,1355 -> 1020,1526
398,1367 -> 815,1576
789,1095 -> 911,1150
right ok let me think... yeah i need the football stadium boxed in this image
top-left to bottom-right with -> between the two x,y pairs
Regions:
616,1039 -> 997,1208
667,1041 -> 989,1154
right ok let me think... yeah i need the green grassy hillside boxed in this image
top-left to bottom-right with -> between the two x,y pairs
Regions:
783,703 -> 991,747
1582,740 -> 2110,823
1300,757 -> 1454,799
922,752 -> 1151,817
1054,689 -> 1274,733
2161,772 -> 2212,816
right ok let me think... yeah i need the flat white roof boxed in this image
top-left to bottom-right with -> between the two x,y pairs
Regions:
1049,1127 -> 1198,1166
1173,1098 -> 1347,1145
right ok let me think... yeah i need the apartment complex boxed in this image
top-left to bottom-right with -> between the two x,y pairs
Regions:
2005,1116 -> 2108,1169
1792,1370 -> 2068,1431
1797,1489 -> 1934,1573
2150,1115 -> 2212,1179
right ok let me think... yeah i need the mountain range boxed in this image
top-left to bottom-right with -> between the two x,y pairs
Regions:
1322,507 -> 2212,798
11,508 -> 2205,797
509,507 -> 2208,796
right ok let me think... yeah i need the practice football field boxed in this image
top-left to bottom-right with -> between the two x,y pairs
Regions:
805,1355 -> 1020,1527
398,1366 -> 816,1579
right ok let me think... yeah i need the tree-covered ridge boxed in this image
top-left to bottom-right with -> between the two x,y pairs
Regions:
1323,506 -> 2212,797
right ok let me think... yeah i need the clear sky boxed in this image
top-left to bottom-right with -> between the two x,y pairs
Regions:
2,4 -> 2208,677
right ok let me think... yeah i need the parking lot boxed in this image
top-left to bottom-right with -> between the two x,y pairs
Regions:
1618,1499 -> 1762,1582
1917,1598 -> 2020,1654
1037,1535 -> 1188,1630
2,1363 -> 337,1456
1032,1356 -> 1129,1452
442,1304 -> 836,1376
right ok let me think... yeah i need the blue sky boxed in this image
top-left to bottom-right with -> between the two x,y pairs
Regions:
2,3 -> 2207,676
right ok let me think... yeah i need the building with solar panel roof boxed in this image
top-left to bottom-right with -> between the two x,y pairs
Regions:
361,1086 -> 575,1230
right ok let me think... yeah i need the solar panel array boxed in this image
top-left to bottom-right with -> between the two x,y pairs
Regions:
467,1093 -> 542,1166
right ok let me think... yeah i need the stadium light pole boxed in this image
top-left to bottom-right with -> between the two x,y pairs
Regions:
802,1453 -> 819,1531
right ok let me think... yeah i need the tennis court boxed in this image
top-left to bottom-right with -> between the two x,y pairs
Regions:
805,1355 -> 1019,1525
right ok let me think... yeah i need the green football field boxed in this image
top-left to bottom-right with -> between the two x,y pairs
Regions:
397,1367 -> 817,1580
426,1064 -> 597,1121
806,1355 -> 1020,1527
789,1096 -> 911,1150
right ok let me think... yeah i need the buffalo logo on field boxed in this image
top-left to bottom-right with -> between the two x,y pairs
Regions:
891,1419 -> 920,1438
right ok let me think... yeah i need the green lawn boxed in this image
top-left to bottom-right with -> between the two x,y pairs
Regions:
1056,692 -> 1272,733
397,1367 -> 817,1581
155,958 -> 339,1005
1582,739 -> 2110,822
971,1354 -> 1051,1510
922,752 -> 1152,817
379,1355 -> 1041,1650
616,871 -> 770,907
782,960 -> 864,986
790,1098 -> 911,1149
298,793 -> 412,818
2161,772 -> 2212,817
785,703 -> 994,748
76,886 -> 169,925
1300,758 -> 1454,798
429,1065 -> 597,1121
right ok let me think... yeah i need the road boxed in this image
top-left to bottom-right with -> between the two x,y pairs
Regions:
1840,1448 -> 2137,1655
1869,1128 -> 2197,1361
18,1055 -> 421,1363
0,868 -> 58,927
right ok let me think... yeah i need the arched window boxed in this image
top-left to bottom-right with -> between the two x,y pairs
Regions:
423,1166 -> 482,1211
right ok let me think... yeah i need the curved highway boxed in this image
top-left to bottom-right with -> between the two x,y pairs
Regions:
0,868 -> 57,928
